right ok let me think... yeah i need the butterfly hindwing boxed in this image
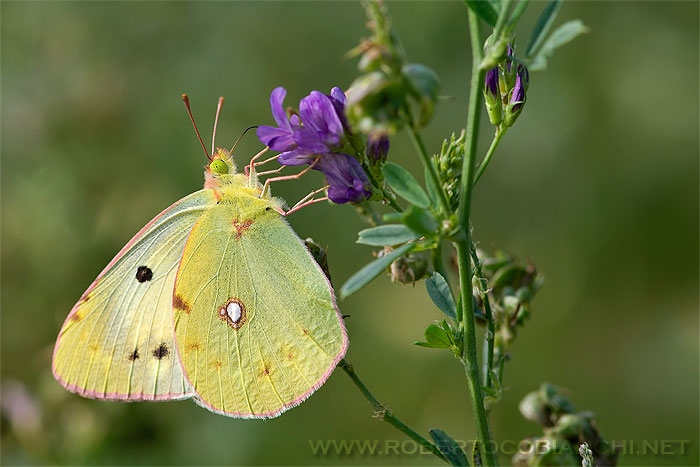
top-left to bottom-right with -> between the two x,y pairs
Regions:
52,189 -> 216,400
173,191 -> 348,418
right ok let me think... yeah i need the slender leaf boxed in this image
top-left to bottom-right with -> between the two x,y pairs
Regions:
529,20 -> 589,70
463,0 -> 498,27
424,167 -> 442,209
340,243 -> 414,298
357,224 -> 420,246
401,206 -> 437,237
383,162 -> 431,209
382,212 -> 403,223
525,0 -> 562,57
429,429 -> 470,466
425,272 -> 457,319
507,0 -> 529,28
424,324 -> 453,348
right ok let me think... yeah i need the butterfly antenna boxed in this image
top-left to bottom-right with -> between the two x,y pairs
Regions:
229,125 -> 259,154
212,96 -> 224,156
181,94 -> 211,161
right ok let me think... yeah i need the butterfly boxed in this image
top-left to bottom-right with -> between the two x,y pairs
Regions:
52,95 -> 348,418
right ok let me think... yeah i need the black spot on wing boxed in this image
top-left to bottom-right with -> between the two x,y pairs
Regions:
136,266 -> 153,282
152,343 -> 169,360
128,348 -> 140,361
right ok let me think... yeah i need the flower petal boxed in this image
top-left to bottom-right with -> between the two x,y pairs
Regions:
328,87 -> 350,131
270,87 -> 290,130
293,127 -> 331,154
330,87 -> 346,106
314,153 -> 371,204
299,91 -> 344,142
277,148 -> 315,166
257,125 -> 295,151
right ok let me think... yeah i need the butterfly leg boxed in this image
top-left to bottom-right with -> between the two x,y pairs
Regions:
253,154 -> 280,168
245,147 -> 270,178
256,166 -> 286,176
290,185 -> 330,210
284,195 -> 329,216
261,156 -> 320,197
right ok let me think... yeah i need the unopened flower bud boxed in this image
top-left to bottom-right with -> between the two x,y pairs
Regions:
402,63 -> 441,127
504,67 -> 527,127
517,64 -> 530,92
389,252 -> 428,285
501,43 -> 517,94
483,66 -> 503,125
346,72 -> 406,134
519,390 -> 551,426
367,132 -> 390,165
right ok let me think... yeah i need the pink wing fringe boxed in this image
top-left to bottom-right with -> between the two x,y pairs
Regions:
172,219 -> 349,419
52,196 -> 200,401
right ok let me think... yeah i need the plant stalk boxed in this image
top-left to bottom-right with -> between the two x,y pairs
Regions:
453,9 -> 498,466
339,359 -> 447,462
471,246 -> 495,388
406,125 -> 452,216
474,126 -> 506,185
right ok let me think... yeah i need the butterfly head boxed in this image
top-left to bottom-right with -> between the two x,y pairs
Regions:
204,148 -> 250,190
208,148 -> 236,176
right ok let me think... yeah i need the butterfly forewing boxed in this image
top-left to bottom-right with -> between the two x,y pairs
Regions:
53,189 -> 216,400
173,193 -> 348,418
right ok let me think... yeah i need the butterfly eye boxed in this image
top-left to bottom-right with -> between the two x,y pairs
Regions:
209,159 -> 228,174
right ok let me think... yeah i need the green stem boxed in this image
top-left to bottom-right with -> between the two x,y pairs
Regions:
453,10 -> 498,466
406,124 -> 452,216
383,189 -> 404,212
471,246 -> 495,389
339,359 -> 447,463
474,126 -> 506,185
492,0 -> 512,41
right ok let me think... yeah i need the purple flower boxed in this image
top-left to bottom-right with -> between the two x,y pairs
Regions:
258,86 -> 372,204
510,71 -> 526,112
314,153 -> 371,204
273,89 -> 346,166
328,87 -> 350,130
485,67 -> 499,97
517,64 -> 530,91
257,87 -> 299,152
505,43 -> 514,73
367,133 -> 390,165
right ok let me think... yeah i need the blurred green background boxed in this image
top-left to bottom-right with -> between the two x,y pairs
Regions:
1,1 -> 697,465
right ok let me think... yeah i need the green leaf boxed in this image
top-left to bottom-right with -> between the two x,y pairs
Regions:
357,224 -> 420,246
413,341 -> 432,348
488,263 -> 527,290
507,0 -> 529,28
340,243 -> 414,298
382,212 -> 403,223
529,20 -> 589,70
424,167 -> 442,209
463,0 -> 498,27
401,206 -> 437,237
383,162 -> 431,209
525,0 -> 562,57
429,428 -> 470,466
425,272 -> 457,319
424,324 -> 453,348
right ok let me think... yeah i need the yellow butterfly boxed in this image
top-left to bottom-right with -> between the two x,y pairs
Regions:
52,96 -> 348,418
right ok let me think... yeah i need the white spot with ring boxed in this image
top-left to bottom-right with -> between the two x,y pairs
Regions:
226,302 -> 242,323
